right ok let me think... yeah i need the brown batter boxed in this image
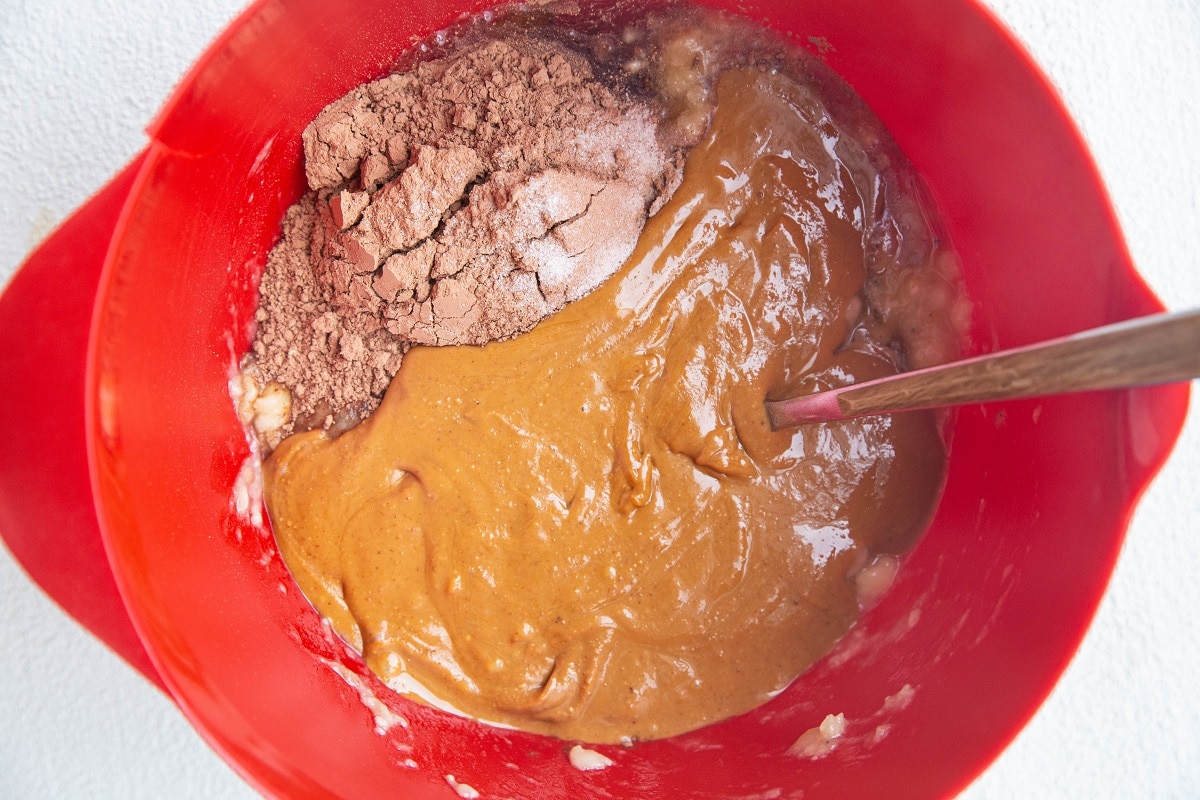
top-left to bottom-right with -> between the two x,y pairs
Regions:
264,64 -> 956,743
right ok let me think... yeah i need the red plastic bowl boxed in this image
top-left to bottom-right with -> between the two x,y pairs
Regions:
7,0 -> 1186,798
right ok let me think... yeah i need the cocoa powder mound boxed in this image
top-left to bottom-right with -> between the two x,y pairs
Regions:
248,34 -> 686,436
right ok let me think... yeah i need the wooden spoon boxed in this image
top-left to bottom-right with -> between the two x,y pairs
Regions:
766,308 -> 1200,429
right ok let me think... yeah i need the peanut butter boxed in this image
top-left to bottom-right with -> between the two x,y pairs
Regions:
264,64 -> 959,743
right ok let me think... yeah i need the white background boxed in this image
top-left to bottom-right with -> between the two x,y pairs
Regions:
1,1 -> 1198,797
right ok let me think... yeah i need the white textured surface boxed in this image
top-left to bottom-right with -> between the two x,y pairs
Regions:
0,0 -> 1197,797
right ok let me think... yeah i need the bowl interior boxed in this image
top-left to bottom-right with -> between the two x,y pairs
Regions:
87,0 -> 1188,798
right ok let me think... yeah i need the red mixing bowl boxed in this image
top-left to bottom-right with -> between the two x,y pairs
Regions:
0,0 -> 1188,798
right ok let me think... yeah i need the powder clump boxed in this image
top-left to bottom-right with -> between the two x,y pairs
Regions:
247,33 -> 687,440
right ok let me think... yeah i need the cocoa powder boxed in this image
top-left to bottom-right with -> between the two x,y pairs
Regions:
248,33 -> 686,436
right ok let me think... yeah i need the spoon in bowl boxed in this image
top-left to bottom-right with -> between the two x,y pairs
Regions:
766,308 -> 1200,428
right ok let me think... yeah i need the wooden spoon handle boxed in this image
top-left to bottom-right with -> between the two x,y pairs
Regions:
766,308 -> 1200,428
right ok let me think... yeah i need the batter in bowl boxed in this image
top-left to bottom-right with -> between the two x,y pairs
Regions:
262,13 -> 969,741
